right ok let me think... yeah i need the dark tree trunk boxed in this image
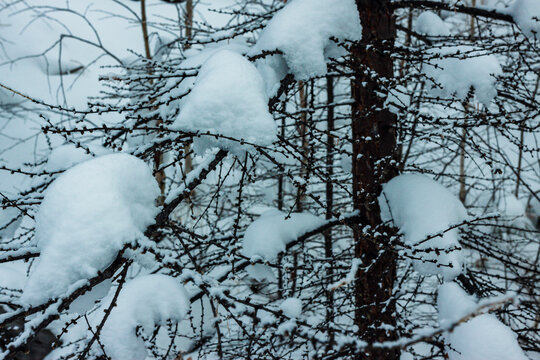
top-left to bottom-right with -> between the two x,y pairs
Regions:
351,1 -> 399,359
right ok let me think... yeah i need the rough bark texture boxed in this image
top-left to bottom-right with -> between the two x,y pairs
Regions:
352,1 -> 399,359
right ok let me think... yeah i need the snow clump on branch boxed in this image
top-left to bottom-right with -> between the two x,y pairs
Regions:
100,275 -> 190,360
438,282 -> 528,360
379,174 -> 468,280
21,153 -> 159,306
423,46 -> 502,107
249,0 -> 362,93
170,50 -> 277,155
242,209 -> 325,262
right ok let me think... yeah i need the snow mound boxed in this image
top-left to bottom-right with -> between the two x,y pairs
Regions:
507,0 -> 540,39
46,144 -> 110,172
424,46 -> 502,106
250,0 -> 362,80
379,174 -> 468,280
100,275 -> 190,360
415,11 -> 450,36
280,297 -> 302,319
22,153 -> 159,306
242,209 -> 325,261
170,50 -> 277,155
158,39 -> 250,120
438,282 -> 528,360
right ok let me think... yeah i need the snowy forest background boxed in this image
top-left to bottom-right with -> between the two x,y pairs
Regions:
0,0 -> 539,359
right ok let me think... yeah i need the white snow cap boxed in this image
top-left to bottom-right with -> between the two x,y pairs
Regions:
22,153 -> 159,306
250,0 -> 362,81
415,11 -> 450,36
170,50 -> 277,155
280,297 -> 302,319
438,282 -> 528,360
242,209 -> 325,261
379,174 -> 468,280
424,46 -> 502,106
100,275 -> 190,360
506,0 -> 540,39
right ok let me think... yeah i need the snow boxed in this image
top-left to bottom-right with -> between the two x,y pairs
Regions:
424,46 -> 502,106
100,275 -> 190,360
506,0 -> 540,39
280,297 -> 302,319
415,11 -> 450,36
0,207 -> 21,240
500,195 -> 526,218
379,174 -> 468,280
45,144 -> 110,172
242,209 -> 325,261
158,39 -> 250,120
438,282 -> 528,360
250,0 -> 362,81
21,153 -> 159,306
246,263 -> 277,282
170,50 -> 277,155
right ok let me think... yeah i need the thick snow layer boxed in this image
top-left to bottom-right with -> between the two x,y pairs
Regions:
250,0 -> 362,80
21,154 -> 159,306
379,174 -> 468,280
438,282 -> 528,360
170,50 -> 277,155
100,275 -> 190,360
506,0 -> 540,39
424,46 -> 502,106
242,209 -> 325,261
280,297 -> 302,319
415,11 -> 450,36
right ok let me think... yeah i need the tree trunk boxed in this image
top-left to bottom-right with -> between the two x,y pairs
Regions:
351,1 -> 399,358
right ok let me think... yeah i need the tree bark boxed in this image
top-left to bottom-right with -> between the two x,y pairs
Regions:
351,1 -> 399,359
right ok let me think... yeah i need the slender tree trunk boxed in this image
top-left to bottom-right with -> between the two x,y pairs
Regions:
324,75 -> 335,347
183,0 -> 194,176
141,0 -> 166,204
459,126 -> 467,204
351,1 -> 399,359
